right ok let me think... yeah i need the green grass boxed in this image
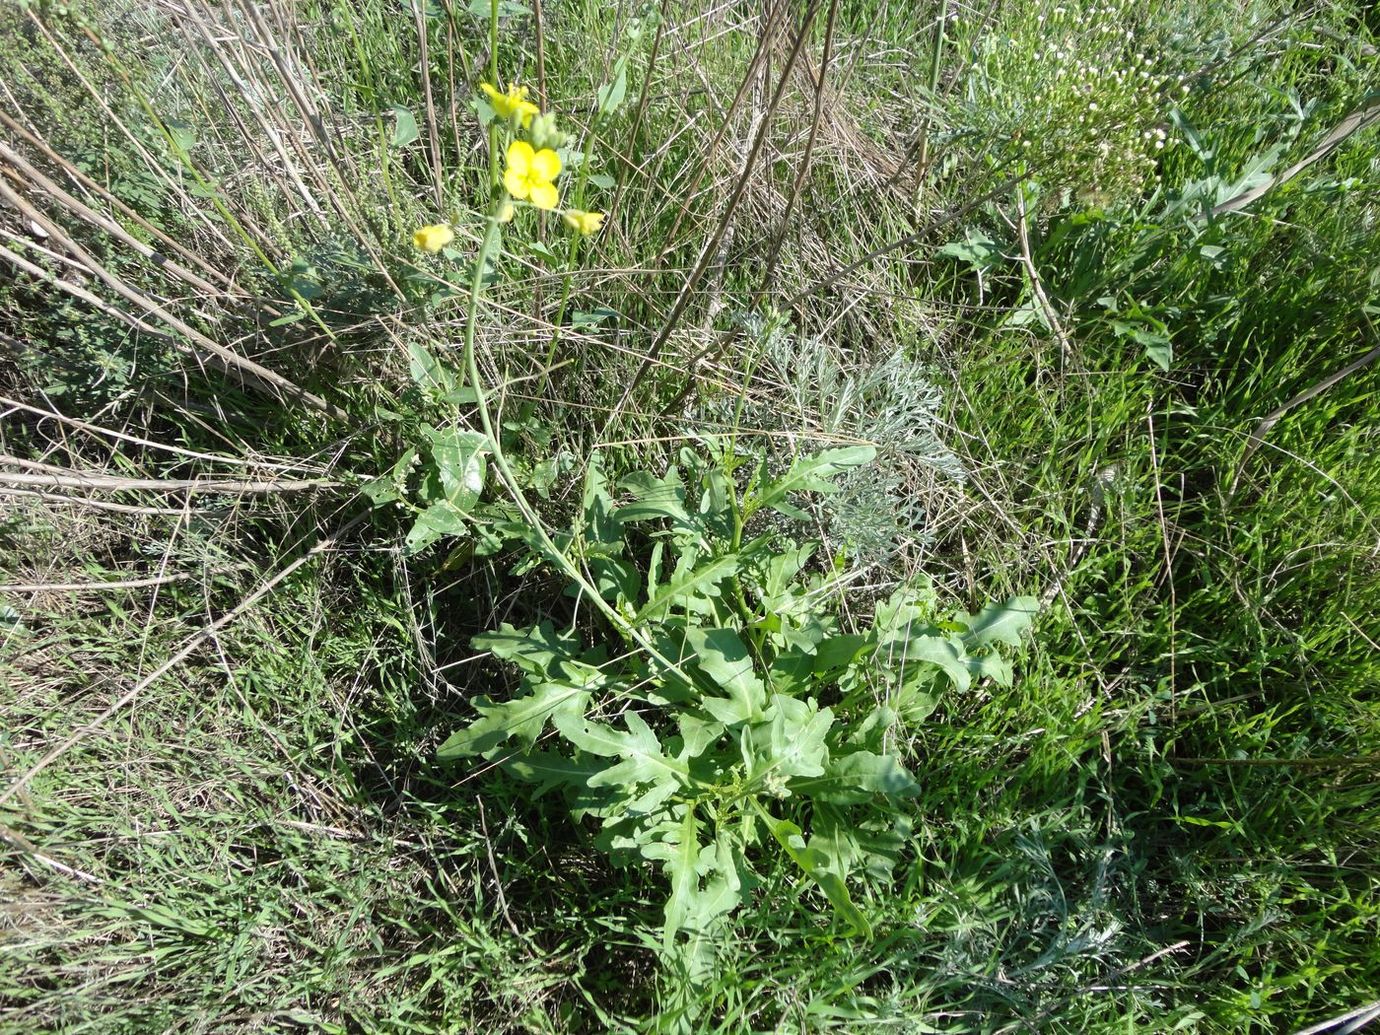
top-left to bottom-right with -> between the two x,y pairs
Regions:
3,0 -> 1379,1031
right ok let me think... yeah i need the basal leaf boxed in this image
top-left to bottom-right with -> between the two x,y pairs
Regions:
676,713 -> 725,761
661,808 -> 700,951
813,634 -> 870,676
390,105 -> 419,148
580,453 -> 621,546
685,627 -> 765,725
473,621 -> 576,676
586,711 -> 689,788
633,552 -> 740,623
617,468 -> 696,534
760,544 -> 816,605
764,696 -> 833,780
553,711 -> 629,757
800,750 -> 921,804
966,650 -> 1014,687
437,682 -> 589,759
756,806 -> 871,938
500,751 -> 602,796
896,634 -> 971,693
427,426 -> 487,514
959,596 -> 1039,648
596,67 -> 628,116
405,501 -> 468,554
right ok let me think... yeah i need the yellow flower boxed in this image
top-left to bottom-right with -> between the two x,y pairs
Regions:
503,140 -> 561,210
562,209 -> 605,236
412,224 -> 454,253
480,82 -> 539,128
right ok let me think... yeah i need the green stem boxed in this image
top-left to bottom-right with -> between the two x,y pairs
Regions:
486,0 -> 501,188
461,202 -> 683,679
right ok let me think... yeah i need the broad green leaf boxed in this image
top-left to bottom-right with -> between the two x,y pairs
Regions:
405,501 -> 468,553
767,647 -> 815,696
966,650 -> 1014,687
871,585 -> 936,646
553,711 -> 630,757
467,0 -> 530,16
580,454 -> 621,546
437,682 -> 589,759
857,813 -> 912,882
500,751 -> 602,796
660,808 -> 700,950
586,712 -> 689,788
596,67 -> 628,115
756,806 -> 871,938
587,556 -> 639,608
749,446 -> 876,518
624,779 -> 680,817
765,696 -> 833,779
813,634 -> 869,676
896,634 -> 971,693
938,228 -> 1002,272
893,685 -> 939,725
959,596 -> 1039,648
695,829 -> 744,922
759,544 -> 816,605
427,426 -> 487,514
165,118 -> 197,155
361,447 -> 417,506
390,105 -> 419,148
618,468 -> 694,530
408,341 -> 456,397
676,713 -> 725,761
685,627 -> 765,725
800,751 -> 921,804
633,552 -> 740,623
473,621 -> 576,675
696,466 -> 736,540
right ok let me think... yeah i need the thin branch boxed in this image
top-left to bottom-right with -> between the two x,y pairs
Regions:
0,574 -> 191,594
1014,183 -> 1076,367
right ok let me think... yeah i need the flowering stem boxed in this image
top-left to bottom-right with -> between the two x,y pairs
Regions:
460,201 -> 682,677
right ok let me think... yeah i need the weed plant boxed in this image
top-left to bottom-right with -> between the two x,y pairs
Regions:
2,0 -> 1378,1032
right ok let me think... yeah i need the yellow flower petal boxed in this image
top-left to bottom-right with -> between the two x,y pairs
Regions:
504,166 -> 530,199
481,82 -> 534,122
529,182 -> 559,210
562,209 -> 605,235
412,224 -> 454,253
506,140 -> 534,177
516,99 -> 540,128
530,147 -> 561,183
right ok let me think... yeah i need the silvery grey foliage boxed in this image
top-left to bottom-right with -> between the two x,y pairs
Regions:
696,310 -> 967,565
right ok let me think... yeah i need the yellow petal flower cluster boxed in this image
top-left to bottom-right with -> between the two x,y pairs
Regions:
503,140 -> 562,210
562,209 -> 605,236
480,82 -> 539,128
412,223 -> 455,253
